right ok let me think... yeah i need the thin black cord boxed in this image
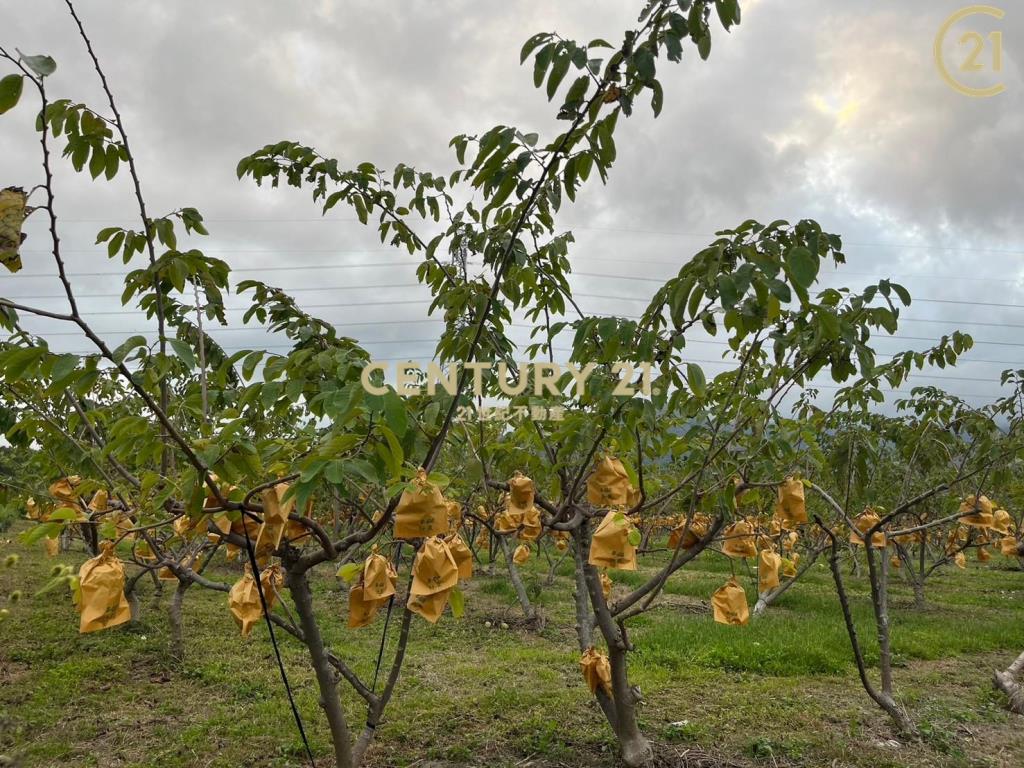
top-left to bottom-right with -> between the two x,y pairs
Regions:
371,540 -> 404,694
240,511 -> 317,767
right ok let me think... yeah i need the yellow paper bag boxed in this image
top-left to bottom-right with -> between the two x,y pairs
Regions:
44,536 -> 59,557
850,509 -> 886,548
600,571 -> 613,600
77,541 -> 131,634
1000,536 -> 1021,558
446,500 -> 463,533
774,477 -> 807,528
513,543 -> 531,565
990,509 -> 1012,535
394,469 -> 448,540
88,490 -> 109,513
586,456 -> 633,508
518,505 -> 542,542
363,551 -> 398,601
410,537 -> 458,597
446,534 -> 473,580
255,482 -> 295,555
580,647 -> 613,697
668,515 -> 708,550
407,588 -> 452,623
722,520 -> 756,559
958,495 -> 995,528
0,186 -> 28,272
348,584 -> 384,629
712,578 -> 749,626
589,511 -> 637,571
954,551 -> 967,570
49,476 -> 81,505
228,565 -> 281,637
977,546 -> 991,562
508,471 -> 535,508
758,550 -> 781,593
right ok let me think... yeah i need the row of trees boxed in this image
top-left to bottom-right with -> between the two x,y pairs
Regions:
2,1 -> 1022,765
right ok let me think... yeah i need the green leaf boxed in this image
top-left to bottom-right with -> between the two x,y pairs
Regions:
50,353 -> 79,382
449,586 -> 465,619
104,144 -> 120,180
382,390 -> 408,438
88,144 -> 106,179
112,335 -> 148,364
891,282 -> 912,306
20,53 -> 57,78
0,74 -> 24,115
633,46 -> 655,81
687,362 -> 706,398
546,53 -> 570,100
336,562 -> 362,583
785,245 -> 818,289
169,338 -> 197,369
697,34 -> 711,61
627,528 -> 641,546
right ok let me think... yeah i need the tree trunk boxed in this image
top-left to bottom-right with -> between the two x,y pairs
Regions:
607,642 -> 652,768
582,556 -> 652,767
287,567 -> 354,768
498,535 -> 536,621
994,650 -> 1024,714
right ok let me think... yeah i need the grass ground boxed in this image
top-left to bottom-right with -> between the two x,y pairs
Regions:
1,522 -> 1022,768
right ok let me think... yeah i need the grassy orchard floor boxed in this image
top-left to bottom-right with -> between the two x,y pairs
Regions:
1,522 -> 1023,768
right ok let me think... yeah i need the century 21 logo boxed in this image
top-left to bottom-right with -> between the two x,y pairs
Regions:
934,6 -> 1006,97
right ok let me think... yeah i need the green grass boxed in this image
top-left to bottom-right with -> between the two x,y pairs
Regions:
2,522 -> 1023,767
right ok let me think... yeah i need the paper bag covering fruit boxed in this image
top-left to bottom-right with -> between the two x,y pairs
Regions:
958,495 -> 995,528
586,456 -> 635,508
255,482 -> 295,559
499,472 -> 542,540
407,536 -> 459,623
580,647 -> 613,697
668,514 -> 708,550
446,500 -> 463,533
394,468 -> 449,540
513,543 -> 531,564
77,541 -> 131,634
600,571 -> 613,600
773,476 -> 807,528
849,509 -> 886,548
589,510 -> 637,571
48,475 -> 81,505
990,509 -> 1012,536
758,549 -> 781,593
1000,536 -> 1022,558
0,186 -> 28,273
228,564 -> 282,637
446,533 -> 473,580
712,577 -> 749,626
349,551 -> 398,628
722,519 -> 757,559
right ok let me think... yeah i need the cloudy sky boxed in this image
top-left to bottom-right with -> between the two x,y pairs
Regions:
2,0 -> 1022,409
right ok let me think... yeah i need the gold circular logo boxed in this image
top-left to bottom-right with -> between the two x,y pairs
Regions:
934,5 -> 1006,97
